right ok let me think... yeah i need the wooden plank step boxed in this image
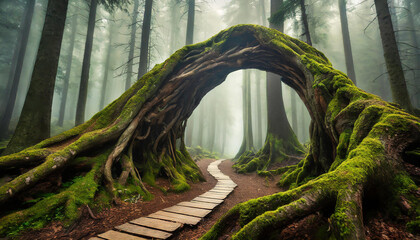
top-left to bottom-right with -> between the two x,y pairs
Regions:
115,223 -> 171,239
149,211 -> 201,225
131,217 -> 182,232
209,189 -> 232,193
213,186 -> 234,189
98,230 -> 148,240
163,205 -> 211,218
192,196 -> 224,204
177,201 -> 219,210
88,237 -> 104,240
216,183 -> 237,188
200,193 -> 228,200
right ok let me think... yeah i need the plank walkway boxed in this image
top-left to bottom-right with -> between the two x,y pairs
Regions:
90,159 -> 236,240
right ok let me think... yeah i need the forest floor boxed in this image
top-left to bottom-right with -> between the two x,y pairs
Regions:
17,159 -> 417,240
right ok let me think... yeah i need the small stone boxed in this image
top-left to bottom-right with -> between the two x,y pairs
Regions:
52,165 -> 57,169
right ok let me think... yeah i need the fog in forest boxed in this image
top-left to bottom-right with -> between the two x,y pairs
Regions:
1,0 -> 419,157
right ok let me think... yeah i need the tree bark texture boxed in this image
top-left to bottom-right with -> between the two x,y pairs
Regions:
137,0 -> 153,79
75,0 -> 97,126
0,0 -> 35,140
3,0 -> 68,155
338,0 -> 357,84
1,25 -> 419,239
58,14 -> 78,127
374,0 -> 413,112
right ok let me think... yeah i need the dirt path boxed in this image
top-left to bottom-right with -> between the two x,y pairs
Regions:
19,159 -> 281,240
174,159 -> 282,239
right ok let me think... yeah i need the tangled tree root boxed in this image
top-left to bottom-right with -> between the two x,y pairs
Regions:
0,24 -> 419,238
233,133 -> 305,173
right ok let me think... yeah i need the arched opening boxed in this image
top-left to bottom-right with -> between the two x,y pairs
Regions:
2,25 -> 419,239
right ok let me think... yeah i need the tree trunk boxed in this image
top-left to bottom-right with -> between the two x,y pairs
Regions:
0,0 -> 35,140
234,0 -> 304,172
235,70 -> 254,158
291,90 -> 298,135
3,0 -> 69,155
259,0 -> 267,26
1,25 -> 418,239
300,0 -> 312,46
169,0 -> 180,54
75,0 -> 98,126
405,0 -> 420,107
137,0 -> 153,79
221,120 -> 226,156
58,14 -> 78,127
99,23 -> 114,110
184,0 -> 196,146
338,0 -> 357,84
374,0 -> 413,112
208,104 -> 216,152
125,0 -> 139,91
256,72 -> 263,148
185,0 -> 195,45
185,118 -> 194,146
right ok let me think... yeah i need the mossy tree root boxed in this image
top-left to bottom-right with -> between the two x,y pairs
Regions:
233,133 -> 305,173
0,25 -> 419,238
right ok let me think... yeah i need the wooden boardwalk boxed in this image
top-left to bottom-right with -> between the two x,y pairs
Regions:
90,159 -> 236,240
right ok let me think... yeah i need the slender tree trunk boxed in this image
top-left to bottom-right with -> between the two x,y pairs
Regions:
291,90 -> 298,135
405,0 -> 420,107
185,0 -> 195,45
169,0 -> 179,54
208,104 -> 216,152
236,70 -> 254,157
374,0 -> 413,111
259,0 -> 267,26
221,120 -> 226,156
185,118 -> 194,146
137,0 -> 153,79
197,106 -> 205,147
389,0 -> 399,41
338,0 -> 357,84
75,0 -> 98,126
0,0 -> 35,140
300,0 -> 312,46
3,0 -> 69,155
100,23 -> 114,110
125,0 -> 139,90
245,71 -> 254,150
58,14 -> 78,127
256,72 -> 263,148
184,0 -> 196,146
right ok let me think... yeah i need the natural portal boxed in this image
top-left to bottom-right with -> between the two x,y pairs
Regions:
0,24 -> 419,238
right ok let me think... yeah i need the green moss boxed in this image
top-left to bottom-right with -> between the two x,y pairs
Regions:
407,216 -> 420,234
234,133 -> 304,174
0,151 -> 110,237
330,207 -> 355,238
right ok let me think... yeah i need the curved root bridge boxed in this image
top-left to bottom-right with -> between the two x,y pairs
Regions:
1,24 -> 419,238
92,159 -> 237,239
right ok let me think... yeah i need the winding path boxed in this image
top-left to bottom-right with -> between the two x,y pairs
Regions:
89,159 -> 236,240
